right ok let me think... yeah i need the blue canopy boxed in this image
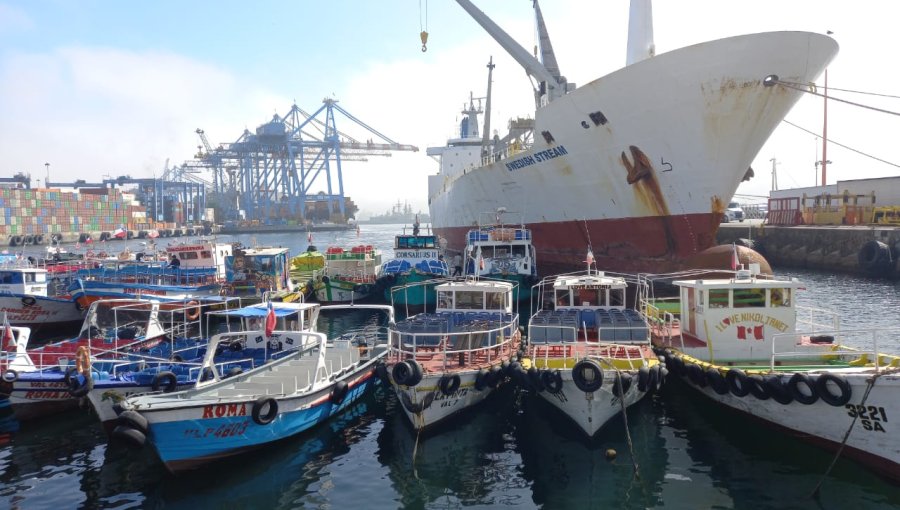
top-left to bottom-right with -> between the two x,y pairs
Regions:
214,303 -> 304,318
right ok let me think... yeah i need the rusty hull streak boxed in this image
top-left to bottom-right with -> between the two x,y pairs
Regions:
620,145 -> 675,257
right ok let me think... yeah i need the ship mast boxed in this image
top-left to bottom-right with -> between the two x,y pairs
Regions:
482,57 -> 495,155
626,0 -> 655,66
455,0 -> 565,108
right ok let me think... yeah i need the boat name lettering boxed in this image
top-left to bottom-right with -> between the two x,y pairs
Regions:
394,250 -> 440,259
846,404 -> 888,432
434,388 -> 467,401
573,284 -> 610,290
714,313 -> 788,334
183,420 -> 250,439
23,390 -> 68,399
0,306 -> 52,321
28,382 -> 67,389
505,145 -> 568,172
201,403 -> 248,419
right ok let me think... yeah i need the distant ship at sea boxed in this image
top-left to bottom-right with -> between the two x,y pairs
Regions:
362,200 -> 430,225
428,0 -> 838,276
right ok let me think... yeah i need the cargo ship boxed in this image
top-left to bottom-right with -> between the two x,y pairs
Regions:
427,0 -> 838,275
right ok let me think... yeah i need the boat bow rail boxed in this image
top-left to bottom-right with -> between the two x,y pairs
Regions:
770,328 -> 900,372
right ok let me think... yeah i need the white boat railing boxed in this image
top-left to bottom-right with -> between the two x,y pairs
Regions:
770,328 -> 900,372
795,305 -> 841,333
387,315 -> 520,371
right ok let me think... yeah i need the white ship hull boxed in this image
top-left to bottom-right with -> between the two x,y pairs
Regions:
429,32 -> 838,274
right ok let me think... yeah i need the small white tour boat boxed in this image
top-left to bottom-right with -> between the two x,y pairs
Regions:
384,277 -> 521,431
523,255 -> 663,436
641,264 -> 900,482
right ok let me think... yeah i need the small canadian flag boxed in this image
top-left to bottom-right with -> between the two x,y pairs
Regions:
731,243 -> 739,271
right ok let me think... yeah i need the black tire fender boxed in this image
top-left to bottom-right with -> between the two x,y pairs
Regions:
330,380 -> 349,405
487,365 -> 503,388
611,373 -> 632,397
151,371 -> 178,393
541,369 -> 563,394
815,373 -> 852,406
252,396 -> 279,425
527,367 -> 545,393
746,374 -> 770,400
68,373 -> 94,397
112,425 -> 146,449
788,372 -> 819,405
391,360 -> 423,387
438,373 -> 461,396
765,375 -> 794,405
572,359 -> 603,393
726,368 -> 751,397
686,363 -> 707,387
117,409 -> 149,433
706,367 -> 730,395
474,369 -> 488,391
637,366 -> 651,392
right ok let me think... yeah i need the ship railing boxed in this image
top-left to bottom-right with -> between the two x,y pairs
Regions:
770,328 -> 900,372
388,315 -> 520,370
795,305 -> 841,333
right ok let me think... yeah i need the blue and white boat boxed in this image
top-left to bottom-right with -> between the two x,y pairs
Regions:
463,220 -> 538,303
112,303 -> 394,472
378,223 -> 448,308
84,300 -> 323,432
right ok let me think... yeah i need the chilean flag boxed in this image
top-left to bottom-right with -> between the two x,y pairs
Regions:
731,243 -> 739,271
2,314 -> 14,351
264,301 -> 277,337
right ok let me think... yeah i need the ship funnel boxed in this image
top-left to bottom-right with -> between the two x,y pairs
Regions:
626,0 -> 655,66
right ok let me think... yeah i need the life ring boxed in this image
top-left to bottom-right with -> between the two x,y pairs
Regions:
541,369 -> 563,394
438,373 -> 461,396
787,372 -> 819,405
252,396 -> 279,425
815,373 -> 852,406
764,375 -> 793,405
572,359 -> 603,393
186,300 -> 201,321
21,296 -> 36,307
391,360 -> 423,387
112,424 -> 146,449
75,345 -> 91,375
706,368 -> 730,395
474,369 -> 489,391
151,371 -> 177,393
330,380 -> 349,404
611,372 -> 632,397
746,374 -> 770,400
726,368 -> 751,397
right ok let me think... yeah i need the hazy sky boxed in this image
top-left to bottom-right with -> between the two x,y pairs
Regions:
1,1 -> 897,218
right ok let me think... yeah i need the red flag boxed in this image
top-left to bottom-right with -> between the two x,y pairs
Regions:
2,314 -> 14,351
85,237 -> 93,244
731,243 -> 739,271
265,302 -> 276,337
307,232 -> 312,243
585,250 -> 595,267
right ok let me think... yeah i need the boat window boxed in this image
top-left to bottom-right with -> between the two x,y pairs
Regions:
512,245 -> 525,257
576,287 -> 600,307
455,291 -> 484,310
555,289 -> 571,307
708,289 -> 729,308
733,288 -> 765,308
437,291 -> 452,309
610,289 -> 624,307
24,272 -> 36,283
487,291 -> 506,310
770,288 -> 791,307
201,251 -> 212,259
0,272 -> 15,284
181,252 -> 199,260
495,248 -> 508,258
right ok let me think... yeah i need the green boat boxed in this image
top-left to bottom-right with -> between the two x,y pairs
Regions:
378,228 -> 449,309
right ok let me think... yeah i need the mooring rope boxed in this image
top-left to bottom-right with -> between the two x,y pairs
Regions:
809,368 -> 898,498
600,358 -> 641,479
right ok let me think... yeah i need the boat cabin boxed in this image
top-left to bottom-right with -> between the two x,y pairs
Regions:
530,271 -> 647,343
435,279 -> 513,314
166,241 -> 233,279
382,234 -> 447,276
207,302 -> 321,354
225,246 -> 292,296
464,227 -> 535,277
0,267 -> 48,297
673,267 -> 804,362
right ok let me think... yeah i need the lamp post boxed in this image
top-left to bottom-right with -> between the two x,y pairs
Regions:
820,30 -> 834,186
44,162 -> 50,188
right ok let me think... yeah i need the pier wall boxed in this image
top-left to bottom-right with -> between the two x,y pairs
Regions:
717,223 -> 900,278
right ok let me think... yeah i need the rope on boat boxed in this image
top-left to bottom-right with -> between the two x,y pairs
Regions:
809,368 -> 898,498
600,358 -> 640,480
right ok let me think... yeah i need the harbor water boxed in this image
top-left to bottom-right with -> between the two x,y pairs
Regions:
2,224 -> 899,509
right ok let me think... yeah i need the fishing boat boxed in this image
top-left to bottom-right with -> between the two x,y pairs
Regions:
313,245 -> 382,303
288,246 -> 325,300
84,301 -> 323,432
640,264 -> 900,482
0,263 -> 86,335
522,255 -> 664,436
109,303 -> 394,472
384,277 -> 521,431
428,0 -> 838,275
463,215 -> 537,303
378,222 -> 448,308
0,298 -> 207,421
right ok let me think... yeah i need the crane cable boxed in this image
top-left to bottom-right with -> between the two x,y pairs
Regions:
419,0 -> 429,52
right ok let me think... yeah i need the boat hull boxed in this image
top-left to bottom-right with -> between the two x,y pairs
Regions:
314,278 -> 375,303
138,369 -> 376,472
430,32 -> 838,275
391,370 -> 498,431
384,273 -> 445,308
0,294 -> 84,331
